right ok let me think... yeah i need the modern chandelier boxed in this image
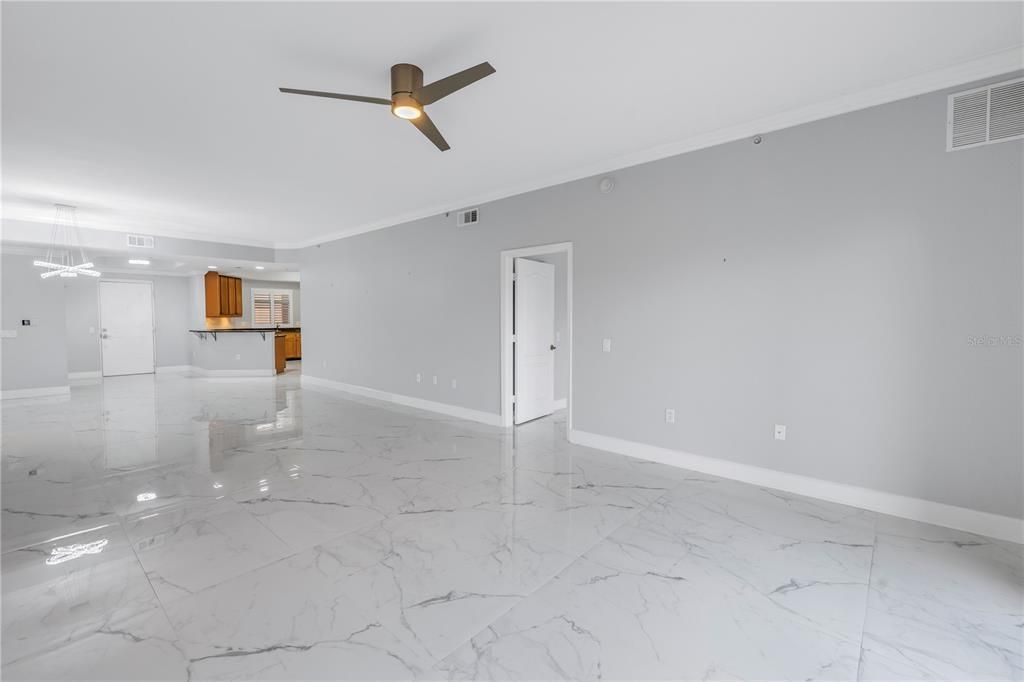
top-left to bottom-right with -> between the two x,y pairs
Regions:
33,204 -> 101,279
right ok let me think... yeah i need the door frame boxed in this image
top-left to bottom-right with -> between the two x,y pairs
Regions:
97,278 -> 157,377
499,241 -> 573,430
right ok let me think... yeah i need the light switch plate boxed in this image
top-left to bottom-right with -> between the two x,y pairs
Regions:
774,424 -> 786,441
602,338 -> 612,353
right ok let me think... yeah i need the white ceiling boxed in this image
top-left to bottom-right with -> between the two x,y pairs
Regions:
3,2 -> 1022,249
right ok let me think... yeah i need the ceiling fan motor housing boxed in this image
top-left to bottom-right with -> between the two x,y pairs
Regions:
390,63 -> 423,101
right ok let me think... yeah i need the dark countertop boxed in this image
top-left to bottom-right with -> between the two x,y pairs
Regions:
189,327 -> 301,333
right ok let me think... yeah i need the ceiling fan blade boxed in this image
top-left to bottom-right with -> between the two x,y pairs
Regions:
413,62 -> 495,105
279,88 -> 391,105
409,111 -> 450,151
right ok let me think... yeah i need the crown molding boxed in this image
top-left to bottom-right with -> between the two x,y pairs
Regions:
276,46 -> 1024,250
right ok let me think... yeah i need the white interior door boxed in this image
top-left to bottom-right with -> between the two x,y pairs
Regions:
99,281 -> 155,377
514,257 -> 555,424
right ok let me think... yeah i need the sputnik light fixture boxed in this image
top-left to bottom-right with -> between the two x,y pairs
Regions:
33,204 -> 101,279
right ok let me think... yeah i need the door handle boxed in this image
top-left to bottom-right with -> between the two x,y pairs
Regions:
550,344 -> 557,350
101,334 -> 109,339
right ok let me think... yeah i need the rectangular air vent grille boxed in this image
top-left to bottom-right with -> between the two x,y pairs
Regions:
947,77 -> 1024,151
456,208 -> 480,227
126,234 -> 155,248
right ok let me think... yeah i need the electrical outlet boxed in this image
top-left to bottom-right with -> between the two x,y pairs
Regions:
774,424 -> 786,441
432,375 -> 438,385
235,354 -> 241,360
451,379 -> 457,389
602,338 -> 612,353
416,373 -> 422,383
665,408 -> 676,424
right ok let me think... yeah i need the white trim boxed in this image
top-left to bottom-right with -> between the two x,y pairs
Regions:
554,398 -> 567,410
193,368 -> 276,378
302,375 -> 504,427
501,242 -> 574,432
2,385 -> 71,400
569,429 -> 1024,545
68,371 -> 102,380
156,365 -> 193,373
280,48 -> 1024,250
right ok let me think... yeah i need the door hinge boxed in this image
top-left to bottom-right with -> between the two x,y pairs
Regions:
512,272 -> 518,281
511,334 -> 517,343
511,395 -> 517,404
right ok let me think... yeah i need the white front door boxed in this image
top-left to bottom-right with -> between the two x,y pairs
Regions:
514,257 -> 555,424
99,281 -> 155,377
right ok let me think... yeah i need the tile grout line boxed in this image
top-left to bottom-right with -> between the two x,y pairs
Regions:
854,518 -> 880,681
424,472 -> 690,672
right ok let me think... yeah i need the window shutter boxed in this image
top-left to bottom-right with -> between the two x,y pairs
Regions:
272,292 -> 291,325
253,291 -> 272,325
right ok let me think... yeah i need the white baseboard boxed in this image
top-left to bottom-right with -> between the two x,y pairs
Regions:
68,371 -> 101,380
2,385 -> 72,400
554,398 -> 568,410
156,365 -> 194,373
193,367 -> 276,378
569,429 -> 1023,545
302,375 -> 504,427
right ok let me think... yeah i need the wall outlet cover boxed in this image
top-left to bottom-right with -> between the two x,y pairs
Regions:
665,408 -> 676,424
774,424 -> 787,441
602,338 -> 612,352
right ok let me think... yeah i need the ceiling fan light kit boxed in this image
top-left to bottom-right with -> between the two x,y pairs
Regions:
280,61 -> 496,151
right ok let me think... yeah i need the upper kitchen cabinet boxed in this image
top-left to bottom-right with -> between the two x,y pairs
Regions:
205,271 -> 243,317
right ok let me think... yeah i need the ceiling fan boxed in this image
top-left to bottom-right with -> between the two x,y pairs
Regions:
280,61 -> 495,151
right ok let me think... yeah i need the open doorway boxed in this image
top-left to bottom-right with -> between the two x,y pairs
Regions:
500,242 -> 573,432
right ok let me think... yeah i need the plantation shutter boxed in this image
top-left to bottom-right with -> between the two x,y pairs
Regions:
272,292 -> 291,325
253,290 -> 272,325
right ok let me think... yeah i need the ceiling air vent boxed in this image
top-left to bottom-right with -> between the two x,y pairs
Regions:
126,233 -> 155,248
456,208 -> 480,227
947,77 -> 1024,151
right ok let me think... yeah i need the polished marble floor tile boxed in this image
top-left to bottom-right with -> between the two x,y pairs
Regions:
2,371 -> 1020,680
859,517 -> 1024,680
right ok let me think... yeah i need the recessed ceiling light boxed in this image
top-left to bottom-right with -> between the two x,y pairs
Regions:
208,265 -> 218,270
128,259 -> 150,265
255,266 -> 265,270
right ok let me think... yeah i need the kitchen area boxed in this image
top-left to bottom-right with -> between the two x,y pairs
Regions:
189,269 -> 302,376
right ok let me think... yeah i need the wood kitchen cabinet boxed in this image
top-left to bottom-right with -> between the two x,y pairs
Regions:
283,331 -> 302,360
205,272 -> 243,317
274,334 -> 286,374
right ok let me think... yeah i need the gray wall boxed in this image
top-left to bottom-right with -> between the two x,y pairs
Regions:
301,76 -> 1022,519
63,274 -> 191,373
1,254 -> 69,391
528,252 -> 568,402
189,332 -> 274,373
